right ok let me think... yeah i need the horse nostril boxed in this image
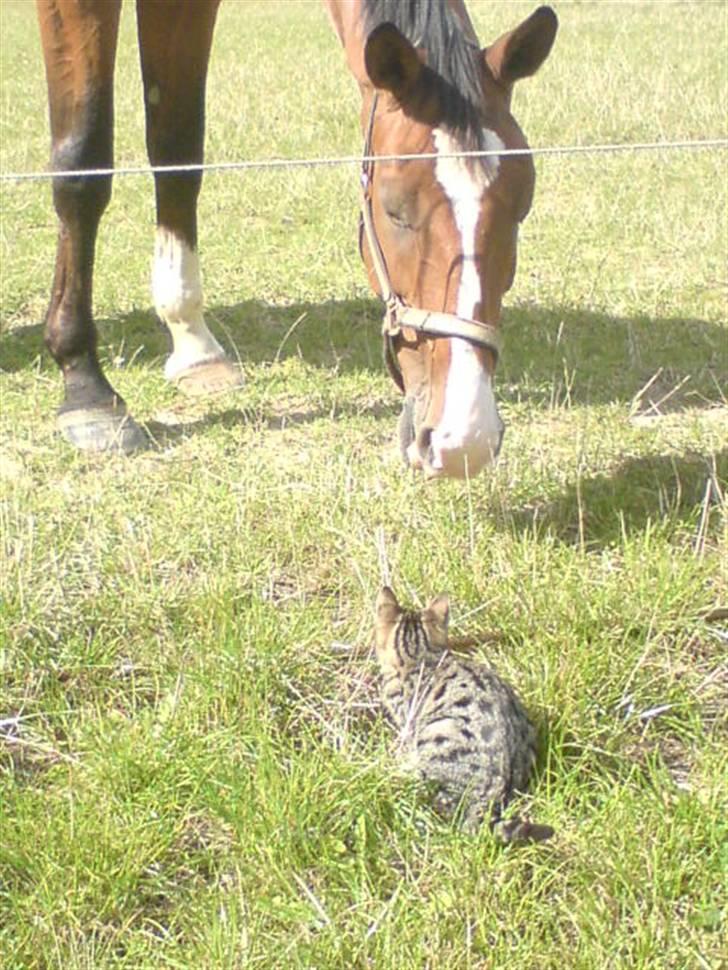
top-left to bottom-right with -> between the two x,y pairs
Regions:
398,397 -> 416,461
496,423 -> 505,458
416,426 -> 433,460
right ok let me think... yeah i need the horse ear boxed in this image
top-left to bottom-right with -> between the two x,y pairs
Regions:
425,594 -> 450,631
365,22 -> 424,98
485,6 -> 557,86
376,586 -> 401,622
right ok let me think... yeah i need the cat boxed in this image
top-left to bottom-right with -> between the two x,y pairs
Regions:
374,587 -> 553,843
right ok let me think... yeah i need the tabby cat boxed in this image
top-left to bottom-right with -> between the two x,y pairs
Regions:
374,587 -> 553,842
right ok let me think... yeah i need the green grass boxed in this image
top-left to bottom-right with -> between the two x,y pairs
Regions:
1,1 -> 727,967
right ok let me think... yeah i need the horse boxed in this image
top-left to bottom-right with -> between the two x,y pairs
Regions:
35,0 -> 557,478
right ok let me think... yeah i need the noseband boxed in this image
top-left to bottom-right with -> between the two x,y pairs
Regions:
359,94 -> 501,392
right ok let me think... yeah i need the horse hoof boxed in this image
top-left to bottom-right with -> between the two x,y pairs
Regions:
57,405 -> 148,454
172,358 -> 244,398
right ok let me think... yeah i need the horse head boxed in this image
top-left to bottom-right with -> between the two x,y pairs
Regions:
359,4 -> 558,478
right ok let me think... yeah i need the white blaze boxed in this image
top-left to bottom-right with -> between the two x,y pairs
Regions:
430,127 -> 505,475
152,227 -> 225,380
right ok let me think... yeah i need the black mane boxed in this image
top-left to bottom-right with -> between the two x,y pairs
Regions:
363,0 -> 486,144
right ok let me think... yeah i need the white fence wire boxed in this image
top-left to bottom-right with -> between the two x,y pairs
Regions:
1,137 -> 726,183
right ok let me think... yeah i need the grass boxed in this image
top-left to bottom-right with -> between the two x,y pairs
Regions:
1,0 -> 727,967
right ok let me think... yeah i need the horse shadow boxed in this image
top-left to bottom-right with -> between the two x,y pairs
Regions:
3,299 -> 724,416
498,303 -> 726,414
0,298 -> 384,378
500,448 -> 726,549
3,297 -> 724,545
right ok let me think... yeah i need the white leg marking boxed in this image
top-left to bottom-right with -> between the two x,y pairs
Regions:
152,227 -> 226,380
430,128 -> 506,474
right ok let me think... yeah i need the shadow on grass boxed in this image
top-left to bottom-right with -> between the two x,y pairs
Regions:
0,299 -> 383,378
503,448 -> 727,549
144,398 -> 402,447
2,299 -> 725,412
499,303 -> 726,413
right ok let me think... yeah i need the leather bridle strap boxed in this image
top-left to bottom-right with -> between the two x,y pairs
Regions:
359,93 -> 501,371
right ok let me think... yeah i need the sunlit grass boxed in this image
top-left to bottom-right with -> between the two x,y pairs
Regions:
1,1 -> 727,967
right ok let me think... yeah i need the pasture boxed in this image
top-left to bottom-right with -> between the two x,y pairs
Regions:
1,0 -> 726,966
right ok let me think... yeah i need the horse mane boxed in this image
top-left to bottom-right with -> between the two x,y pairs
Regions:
362,0 -> 486,145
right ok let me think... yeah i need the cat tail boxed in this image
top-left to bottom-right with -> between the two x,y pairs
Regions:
490,805 -> 554,844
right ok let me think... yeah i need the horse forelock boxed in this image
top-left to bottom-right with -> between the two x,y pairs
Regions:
362,0 -> 487,148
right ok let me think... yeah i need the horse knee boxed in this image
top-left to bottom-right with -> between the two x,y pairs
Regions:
50,118 -> 113,229
44,126 -> 112,367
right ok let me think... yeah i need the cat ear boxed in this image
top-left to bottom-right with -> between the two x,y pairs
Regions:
376,586 -> 401,621
425,594 -> 450,629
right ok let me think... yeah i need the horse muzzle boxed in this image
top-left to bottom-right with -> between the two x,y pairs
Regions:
398,396 -> 506,480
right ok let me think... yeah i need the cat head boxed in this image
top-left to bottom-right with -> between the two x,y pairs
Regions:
374,586 -> 450,667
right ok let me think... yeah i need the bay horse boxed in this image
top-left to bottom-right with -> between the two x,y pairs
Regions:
36,0 -> 557,478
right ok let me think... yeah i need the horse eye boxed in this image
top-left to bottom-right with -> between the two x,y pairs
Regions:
379,183 -> 415,231
386,207 -> 414,231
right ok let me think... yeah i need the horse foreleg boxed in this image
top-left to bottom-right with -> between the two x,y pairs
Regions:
36,0 -> 147,453
136,0 -> 242,398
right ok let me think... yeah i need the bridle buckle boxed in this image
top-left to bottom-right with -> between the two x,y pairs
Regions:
383,295 -> 404,338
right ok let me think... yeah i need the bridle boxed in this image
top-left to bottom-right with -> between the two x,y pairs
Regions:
359,93 -> 502,392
